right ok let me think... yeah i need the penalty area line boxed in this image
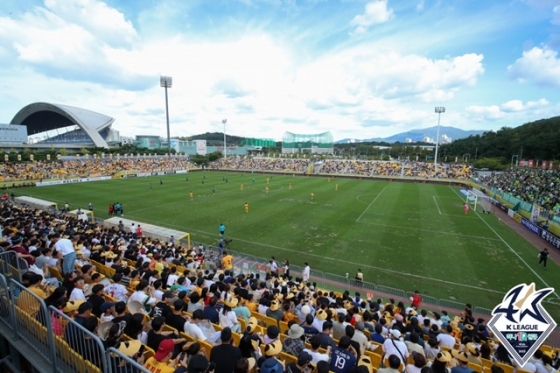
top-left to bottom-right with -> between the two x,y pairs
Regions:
448,185 -> 559,299
433,196 -> 442,215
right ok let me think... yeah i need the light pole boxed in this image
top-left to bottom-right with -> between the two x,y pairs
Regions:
160,76 -> 172,157
222,119 -> 227,158
434,107 -> 445,177
463,153 -> 470,163
511,155 -> 519,168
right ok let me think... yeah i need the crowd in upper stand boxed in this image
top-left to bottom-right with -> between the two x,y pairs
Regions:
0,158 -> 195,182
1,201 -> 558,373
479,169 -> 560,217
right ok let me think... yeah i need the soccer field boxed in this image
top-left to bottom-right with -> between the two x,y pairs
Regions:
12,171 -> 560,315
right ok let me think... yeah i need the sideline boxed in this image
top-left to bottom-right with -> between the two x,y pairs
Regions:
433,196 -> 442,215
449,185 -> 560,299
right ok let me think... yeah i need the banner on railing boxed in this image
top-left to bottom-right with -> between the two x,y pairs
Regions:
540,230 -> 560,250
36,176 -> 111,187
498,191 -> 533,212
521,217 -> 541,236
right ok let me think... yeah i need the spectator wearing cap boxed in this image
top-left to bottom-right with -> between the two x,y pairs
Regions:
451,350 -> 471,373
144,339 -> 178,373
432,351 -> 453,373
234,357 -> 256,373
378,354 -> 403,373
382,329 -> 409,366
87,284 -> 106,317
312,308 -> 328,332
287,351 -> 313,373
353,321 -> 378,353
266,299 -> 284,322
261,340 -> 285,373
210,327 -> 242,373
100,301 -> 116,322
9,235 -> 36,266
152,291 -> 174,319
219,296 -> 241,333
283,323 -> 306,356
304,334 -> 330,365
329,336 -> 357,373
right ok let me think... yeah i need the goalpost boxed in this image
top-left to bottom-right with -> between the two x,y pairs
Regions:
466,189 -> 493,213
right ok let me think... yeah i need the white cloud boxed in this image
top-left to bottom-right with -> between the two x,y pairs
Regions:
500,98 -> 548,112
553,5 -> 560,24
507,47 -> 560,86
351,0 -> 394,34
467,98 -> 549,121
416,0 -> 425,12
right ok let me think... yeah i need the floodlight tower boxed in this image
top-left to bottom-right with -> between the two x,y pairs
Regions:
160,76 -> 172,157
434,107 -> 446,177
222,119 -> 227,157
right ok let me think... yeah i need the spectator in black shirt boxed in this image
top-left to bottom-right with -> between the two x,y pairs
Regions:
87,284 -> 106,318
151,291 -> 174,319
112,301 -> 133,336
146,316 -> 187,354
166,299 -> 188,332
210,328 -> 242,373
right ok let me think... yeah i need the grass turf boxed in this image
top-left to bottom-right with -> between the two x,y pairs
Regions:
12,171 -> 560,318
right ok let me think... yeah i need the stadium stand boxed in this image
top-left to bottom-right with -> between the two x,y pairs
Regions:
0,200 -> 558,373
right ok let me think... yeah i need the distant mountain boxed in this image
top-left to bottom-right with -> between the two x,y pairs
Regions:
335,126 -> 484,144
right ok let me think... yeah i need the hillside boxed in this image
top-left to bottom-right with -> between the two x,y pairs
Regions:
173,132 -> 245,146
440,116 -> 560,160
335,126 -> 483,144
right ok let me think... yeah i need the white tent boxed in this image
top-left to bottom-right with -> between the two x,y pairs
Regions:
104,217 -> 190,248
14,196 -> 57,211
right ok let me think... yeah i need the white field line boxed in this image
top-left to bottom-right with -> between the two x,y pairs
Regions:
356,186 -> 387,222
356,221 -> 501,241
448,185 -> 560,299
125,215 -> 505,295
433,196 -> 442,215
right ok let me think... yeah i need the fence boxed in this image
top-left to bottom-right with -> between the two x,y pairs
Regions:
0,272 -> 150,372
0,250 -> 29,283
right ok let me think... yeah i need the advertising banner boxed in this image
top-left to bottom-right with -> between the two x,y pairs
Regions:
540,230 -> 560,250
521,217 -> 541,236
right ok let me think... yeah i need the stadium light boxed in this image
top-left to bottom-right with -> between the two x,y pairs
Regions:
160,76 -> 172,157
434,107 -> 445,177
222,119 -> 227,157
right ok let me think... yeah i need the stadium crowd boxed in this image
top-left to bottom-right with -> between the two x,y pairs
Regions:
479,169 -> 560,217
1,201 -> 558,373
0,158 -> 195,182
211,158 -> 309,173
316,161 -> 470,179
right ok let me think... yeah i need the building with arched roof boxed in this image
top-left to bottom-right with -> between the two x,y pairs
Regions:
10,102 -> 119,148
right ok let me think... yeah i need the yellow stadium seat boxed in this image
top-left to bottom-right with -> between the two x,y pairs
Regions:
495,362 -> 514,373
199,339 -> 214,359
468,362 -> 482,373
281,352 -> 298,365
365,351 -> 382,369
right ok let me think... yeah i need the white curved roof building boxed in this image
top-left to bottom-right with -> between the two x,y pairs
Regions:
10,102 -> 116,148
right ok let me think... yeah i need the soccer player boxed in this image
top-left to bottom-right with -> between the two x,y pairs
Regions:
310,192 -> 314,200
265,187 -> 269,194
252,177 -> 255,184
149,183 -> 152,191
328,177 -> 331,183
539,248 -> 549,269
244,202 -> 249,213
189,191 -> 194,201
240,184 -> 244,191
266,177 -> 270,184
289,182 -> 292,190
335,184 -> 338,191
464,203 -> 469,215
160,180 -> 163,186
213,186 -> 216,195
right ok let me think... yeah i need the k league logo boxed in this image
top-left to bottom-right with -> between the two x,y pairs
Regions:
488,283 -> 557,367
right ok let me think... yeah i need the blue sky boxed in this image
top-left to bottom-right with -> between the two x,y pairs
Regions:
1,0 -> 559,141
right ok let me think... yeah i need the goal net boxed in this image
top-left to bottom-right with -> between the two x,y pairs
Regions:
466,189 -> 492,213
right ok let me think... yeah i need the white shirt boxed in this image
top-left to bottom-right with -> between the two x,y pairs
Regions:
105,283 -> 128,302
154,289 -> 164,301
270,261 -> 278,272
218,309 -> 239,328
437,333 -> 456,349
55,238 -> 75,256
302,266 -> 310,281
382,338 -> 409,365
129,290 -> 156,306
303,349 -> 329,365
184,321 -> 207,341
101,314 -> 115,322
70,287 -> 86,302
535,363 -> 556,373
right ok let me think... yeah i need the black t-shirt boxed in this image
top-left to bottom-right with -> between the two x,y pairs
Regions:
210,343 -> 242,373
147,329 -> 171,352
112,314 -> 133,335
151,302 -> 172,319
166,312 -> 187,332
87,294 -> 105,318
286,362 -> 304,373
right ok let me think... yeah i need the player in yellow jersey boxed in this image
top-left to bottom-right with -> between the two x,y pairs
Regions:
189,191 -> 194,200
328,177 -> 331,183
240,184 -> 244,191
244,202 -> 249,213
310,192 -> 314,200
335,183 -> 338,191
265,187 -> 269,193
289,182 -> 292,190
266,177 -> 270,184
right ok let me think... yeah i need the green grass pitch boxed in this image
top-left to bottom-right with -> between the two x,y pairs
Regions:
12,171 -> 560,317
